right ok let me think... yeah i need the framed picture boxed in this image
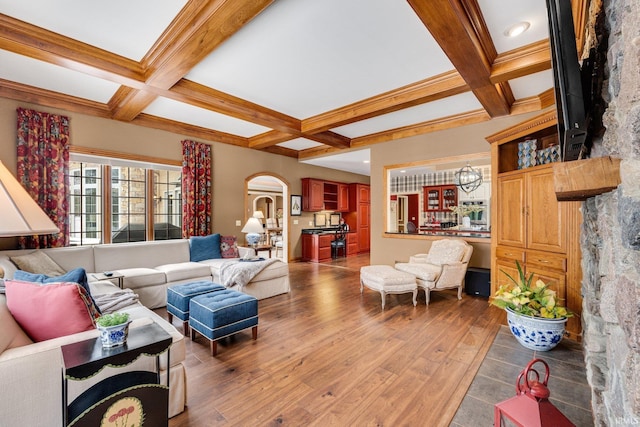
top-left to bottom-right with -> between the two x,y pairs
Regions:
290,195 -> 302,216
314,213 -> 326,227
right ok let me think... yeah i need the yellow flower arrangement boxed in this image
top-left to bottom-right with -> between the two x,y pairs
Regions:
490,261 -> 572,319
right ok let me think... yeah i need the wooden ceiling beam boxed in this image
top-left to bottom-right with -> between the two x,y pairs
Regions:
249,131 -> 298,149
169,79 -> 300,134
351,109 -> 491,147
249,128 -> 351,150
111,0 -> 274,121
301,71 -> 468,134
407,0 -> 511,117
0,79 -> 112,118
491,40 -> 552,84
132,114 -> 249,147
0,14 -> 145,88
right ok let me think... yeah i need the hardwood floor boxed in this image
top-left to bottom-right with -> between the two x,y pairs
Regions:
162,254 -> 503,426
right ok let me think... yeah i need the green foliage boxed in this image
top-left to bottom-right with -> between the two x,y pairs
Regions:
96,312 -> 130,327
490,261 -> 573,319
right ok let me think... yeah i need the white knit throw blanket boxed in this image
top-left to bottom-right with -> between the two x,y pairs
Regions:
219,258 -> 279,291
93,289 -> 139,313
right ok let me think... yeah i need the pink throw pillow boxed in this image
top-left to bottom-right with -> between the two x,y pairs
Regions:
221,235 -> 239,258
5,280 -> 99,342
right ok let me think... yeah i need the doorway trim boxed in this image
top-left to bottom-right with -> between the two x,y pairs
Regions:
245,172 -> 290,262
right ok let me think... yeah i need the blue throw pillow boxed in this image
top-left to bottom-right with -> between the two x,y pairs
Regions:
13,267 -> 101,314
190,233 -> 222,262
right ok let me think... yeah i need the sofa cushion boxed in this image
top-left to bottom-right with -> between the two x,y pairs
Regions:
189,234 -> 222,262
395,262 -> 442,282
154,262 -> 212,283
9,251 -> 66,276
13,267 -> 100,314
0,295 -> 33,352
200,258 -> 289,282
117,268 -> 167,289
5,280 -> 100,342
220,235 -> 239,258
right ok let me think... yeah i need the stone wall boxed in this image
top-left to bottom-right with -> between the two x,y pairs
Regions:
582,0 -> 640,425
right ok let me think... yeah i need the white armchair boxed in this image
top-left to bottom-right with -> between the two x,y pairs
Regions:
395,239 -> 473,304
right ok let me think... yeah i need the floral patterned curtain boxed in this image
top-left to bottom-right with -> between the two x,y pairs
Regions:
181,140 -> 212,237
16,107 -> 70,248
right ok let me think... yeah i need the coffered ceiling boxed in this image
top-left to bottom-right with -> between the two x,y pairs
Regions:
0,0 -> 587,176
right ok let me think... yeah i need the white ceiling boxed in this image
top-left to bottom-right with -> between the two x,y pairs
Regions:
0,0 -> 556,176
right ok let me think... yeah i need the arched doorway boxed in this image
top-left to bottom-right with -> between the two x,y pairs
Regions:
245,173 -> 289,262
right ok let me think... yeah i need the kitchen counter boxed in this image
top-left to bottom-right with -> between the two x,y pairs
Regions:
301,228 -> 353,235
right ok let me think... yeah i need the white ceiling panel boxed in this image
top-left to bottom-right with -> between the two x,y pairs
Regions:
186,0 -> 452,118
144,97 -> 270,138
0,50 -> 120,103
301,149 -> 370,176
0,0 -> 188,60
510,70 -> 554,99
277,138 -> 324,151
332,92 -> 483,138
478,0 -> 549,53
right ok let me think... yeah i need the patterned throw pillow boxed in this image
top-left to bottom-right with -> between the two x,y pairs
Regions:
5,280 -> 100,342
220,235 -> 239,258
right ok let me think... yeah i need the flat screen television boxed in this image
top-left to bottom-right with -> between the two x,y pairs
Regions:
545,0 -> 588,161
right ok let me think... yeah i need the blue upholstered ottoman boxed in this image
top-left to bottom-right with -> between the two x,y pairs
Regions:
189,289 -> 259,356
167,281 -> 225,335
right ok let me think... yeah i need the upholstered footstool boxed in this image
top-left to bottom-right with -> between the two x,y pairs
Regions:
360,265 -> 417,309
167,281 -> 225,335
189,289 -> 259,356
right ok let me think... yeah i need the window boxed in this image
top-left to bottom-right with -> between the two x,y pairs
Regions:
68,161 -> 103,245
68,154 -> 182,245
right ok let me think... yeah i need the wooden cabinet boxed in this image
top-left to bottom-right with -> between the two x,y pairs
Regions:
338,183 -> 350,211
301,233 -> 333,262
302,178 -> 325,211
301,178 -> 350,212
487,110 -> 582,340
423,184 -> 457,212
301,232 -> 357,262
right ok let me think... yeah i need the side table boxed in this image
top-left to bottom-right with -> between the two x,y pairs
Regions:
62,322 -> 172,426
91,271 -> 125,289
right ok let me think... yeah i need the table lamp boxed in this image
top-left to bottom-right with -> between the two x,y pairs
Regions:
0,160 -> 59,281
0,160 -> 60,237
241,216 -> 264,248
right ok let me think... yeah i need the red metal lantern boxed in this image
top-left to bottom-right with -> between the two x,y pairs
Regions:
494,358 -> 575,427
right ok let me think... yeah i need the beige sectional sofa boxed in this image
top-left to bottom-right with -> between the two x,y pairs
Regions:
0,239 -> 291,308
0,238 -> 290,426
0,281 -> 187,426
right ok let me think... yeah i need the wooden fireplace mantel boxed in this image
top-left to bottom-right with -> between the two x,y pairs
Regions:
553,156 -> 622,201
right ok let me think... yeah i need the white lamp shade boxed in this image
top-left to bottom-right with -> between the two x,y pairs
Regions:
0,160 -> 60,237
253,210 -> 264,219
241,217 -> 264,234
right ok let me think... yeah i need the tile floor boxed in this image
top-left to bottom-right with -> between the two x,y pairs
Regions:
451,326 -> 593,426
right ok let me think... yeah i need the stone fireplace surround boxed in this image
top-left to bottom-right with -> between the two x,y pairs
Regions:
581,0 -> 640,425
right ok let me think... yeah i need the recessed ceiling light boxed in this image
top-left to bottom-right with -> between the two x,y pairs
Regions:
504,21 -> 530,38
363,160 -> 370,164
400,170 -> 406,173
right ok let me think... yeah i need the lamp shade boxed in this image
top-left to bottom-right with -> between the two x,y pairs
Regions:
253,210 -> 264,219
241,217 -> 264,234
0,160 -> 60,237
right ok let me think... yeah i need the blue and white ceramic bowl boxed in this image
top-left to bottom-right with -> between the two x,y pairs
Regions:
506,308 -> 567,351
